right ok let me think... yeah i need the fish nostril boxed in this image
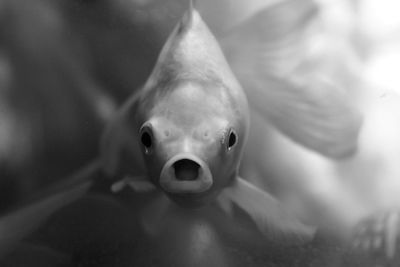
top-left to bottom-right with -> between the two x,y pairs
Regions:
173,159 -> 200,181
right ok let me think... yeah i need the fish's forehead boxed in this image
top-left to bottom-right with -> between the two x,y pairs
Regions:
150,81 -> 235,128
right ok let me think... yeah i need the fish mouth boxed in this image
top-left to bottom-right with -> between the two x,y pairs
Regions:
159,153 -> 213,194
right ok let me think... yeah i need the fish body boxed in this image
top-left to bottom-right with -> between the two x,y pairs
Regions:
101,7 -> 249,207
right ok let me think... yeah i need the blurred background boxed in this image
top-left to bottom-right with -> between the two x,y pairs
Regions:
0,0 -> 188,211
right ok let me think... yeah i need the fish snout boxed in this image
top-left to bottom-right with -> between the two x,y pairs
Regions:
160,154 -> 213,194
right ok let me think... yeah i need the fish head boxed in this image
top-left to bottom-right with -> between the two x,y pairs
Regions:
136,77 -> 249,207
132,6 -> 249,207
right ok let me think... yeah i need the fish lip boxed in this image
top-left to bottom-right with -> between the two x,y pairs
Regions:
159,153 -> 213,194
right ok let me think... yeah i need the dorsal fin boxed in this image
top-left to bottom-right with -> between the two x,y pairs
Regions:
142,0 -> 242,95
188,0 -> 194,19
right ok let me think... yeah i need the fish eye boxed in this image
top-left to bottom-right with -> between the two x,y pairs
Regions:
226,129 -> 237,151
140,124 -> 153,154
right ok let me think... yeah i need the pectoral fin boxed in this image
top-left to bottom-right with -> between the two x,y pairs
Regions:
100,95 -> 146,178
217,177 -> 316,244
111,175 -> 156,193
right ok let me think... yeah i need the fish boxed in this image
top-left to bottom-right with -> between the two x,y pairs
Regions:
101,0 -> 251,207
0,0 -> 315,258
100,0 -> 315,240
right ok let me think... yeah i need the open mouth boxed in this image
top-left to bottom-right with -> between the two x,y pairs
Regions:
173,159 -> 200,181
159,153 -> 213,194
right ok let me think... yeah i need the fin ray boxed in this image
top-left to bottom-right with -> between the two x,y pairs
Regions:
221,0 -> 362,158
217,177 -> 316,244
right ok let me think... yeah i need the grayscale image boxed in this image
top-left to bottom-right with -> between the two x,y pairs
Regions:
0,0 -> 400,266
